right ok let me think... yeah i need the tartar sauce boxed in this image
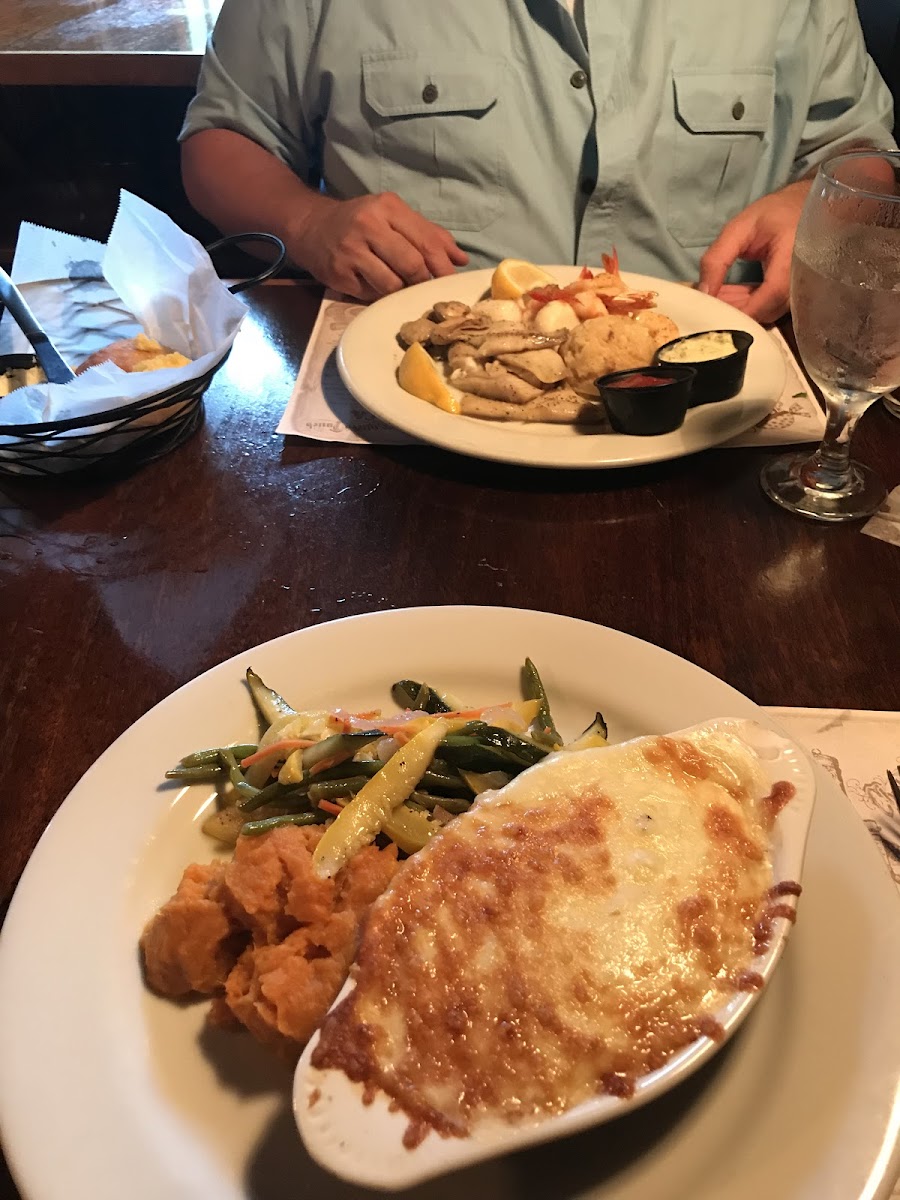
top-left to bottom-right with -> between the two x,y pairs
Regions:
658,332 -> 736,363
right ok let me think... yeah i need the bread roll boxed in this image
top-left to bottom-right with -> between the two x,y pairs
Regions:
77,333 -> 190,375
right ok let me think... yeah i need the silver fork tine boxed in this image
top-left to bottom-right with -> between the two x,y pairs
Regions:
888,768 -> 900,813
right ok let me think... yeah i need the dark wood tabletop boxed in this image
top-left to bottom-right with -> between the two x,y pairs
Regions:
1,278 -> 899,1198
0,0 -> 221,85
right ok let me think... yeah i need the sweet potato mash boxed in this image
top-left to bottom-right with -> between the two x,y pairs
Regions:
140,824 -> 398,1056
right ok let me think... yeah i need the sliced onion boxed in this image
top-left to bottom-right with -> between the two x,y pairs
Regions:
340,709 -> 430,732
375,736 -> 401,762
481,704 -> 527,733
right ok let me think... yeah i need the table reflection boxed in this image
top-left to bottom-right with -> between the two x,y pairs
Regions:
0,0 -> 223,85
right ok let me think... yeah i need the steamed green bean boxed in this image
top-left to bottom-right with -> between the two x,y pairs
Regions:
241,811 -> 328,837
391,680 -> 452,713
308,776 -> 370,804
168,659 -> 607,857
180,744 -> 257,768
219,747 -> 260,802
522,657 -> 562,749
238,779 -> 309,813
165,764 -> 223,783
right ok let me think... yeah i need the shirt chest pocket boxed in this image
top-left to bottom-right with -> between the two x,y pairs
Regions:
666,68 -> 775,249
362,53 -> 506,232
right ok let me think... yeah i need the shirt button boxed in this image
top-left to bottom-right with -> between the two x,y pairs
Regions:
570,70 -> 588,89
422,82 -> 439,104
732,99 -> 745,121
580,177 -> 596,195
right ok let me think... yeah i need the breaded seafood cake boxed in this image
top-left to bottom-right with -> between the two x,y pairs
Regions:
561,316 -> 657,394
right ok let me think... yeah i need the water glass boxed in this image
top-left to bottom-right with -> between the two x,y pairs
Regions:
761,151 -> 900,522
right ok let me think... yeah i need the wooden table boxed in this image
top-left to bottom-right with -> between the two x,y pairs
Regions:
1,279 -> 899,1198
0,0 -> 222,85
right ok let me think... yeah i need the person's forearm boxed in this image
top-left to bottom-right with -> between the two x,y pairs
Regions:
796,137 -> 884,181
182,126 -> 467,299
181,128 -> 336,269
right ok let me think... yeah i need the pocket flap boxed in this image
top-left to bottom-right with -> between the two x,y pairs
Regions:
363,54 -> 500,118
673,69 -> 774,134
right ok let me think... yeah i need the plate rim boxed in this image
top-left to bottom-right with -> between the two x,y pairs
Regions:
1,605 -> 899,1200
337,270 -> 786,469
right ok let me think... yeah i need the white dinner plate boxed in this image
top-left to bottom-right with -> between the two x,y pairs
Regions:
337,269 -> 786,469
1,607 -> 899,1200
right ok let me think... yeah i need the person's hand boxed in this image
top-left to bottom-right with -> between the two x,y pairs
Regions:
295,192 -> 468,301
698,180 -> 811,324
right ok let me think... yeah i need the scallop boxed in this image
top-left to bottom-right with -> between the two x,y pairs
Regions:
470,299 -> 524,323
533,300 -> 581,334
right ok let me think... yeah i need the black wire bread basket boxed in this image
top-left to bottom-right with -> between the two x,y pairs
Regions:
0,232 -> 286,480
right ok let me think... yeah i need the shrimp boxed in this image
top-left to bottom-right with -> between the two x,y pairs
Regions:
570,292 -> 609,320
582,248 -> 628,297
522,248 -> 660,328
605,291 -> 658,314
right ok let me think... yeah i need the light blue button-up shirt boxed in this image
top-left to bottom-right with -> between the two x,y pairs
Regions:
182,0 -> 895,281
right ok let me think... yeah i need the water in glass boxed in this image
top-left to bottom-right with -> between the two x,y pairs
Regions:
761,151 -> 900,521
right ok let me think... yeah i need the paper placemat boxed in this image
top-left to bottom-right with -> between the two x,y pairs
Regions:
765,706 -> 900,892
863,484 -> 900,550
764,703 -> 900,1193
721,329 -> 826,447
276,292 -> 413,444
768,710 -> 900,1200
277,293 -> 826,448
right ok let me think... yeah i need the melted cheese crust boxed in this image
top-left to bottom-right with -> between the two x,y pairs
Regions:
312,728 -> 787,1142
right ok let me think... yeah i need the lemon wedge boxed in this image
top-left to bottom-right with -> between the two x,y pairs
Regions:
398,343 -> 460,414
490,258 -> 557,300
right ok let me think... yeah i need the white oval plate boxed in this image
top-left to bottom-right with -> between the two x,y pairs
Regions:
1,607 -> 900,1200
337,269 -> 785,468
295,716 -> 815,1191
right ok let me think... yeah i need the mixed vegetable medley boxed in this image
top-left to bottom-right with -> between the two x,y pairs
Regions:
166,661 -> 609,880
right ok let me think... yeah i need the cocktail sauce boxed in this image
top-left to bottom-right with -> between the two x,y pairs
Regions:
603,373 -> 672,389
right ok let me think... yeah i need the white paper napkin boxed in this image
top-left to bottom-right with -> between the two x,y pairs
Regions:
277,295 -> 826,449
0,192 -> 247,429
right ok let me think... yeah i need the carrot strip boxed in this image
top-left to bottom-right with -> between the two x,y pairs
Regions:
354,705 -> 509,738
240,739 -> 315,768
309,755 -> 346,777
317,799 -> 344,817
330,708 -> 382,729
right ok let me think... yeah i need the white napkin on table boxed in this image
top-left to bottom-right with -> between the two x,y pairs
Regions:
0,191 -> 247,429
